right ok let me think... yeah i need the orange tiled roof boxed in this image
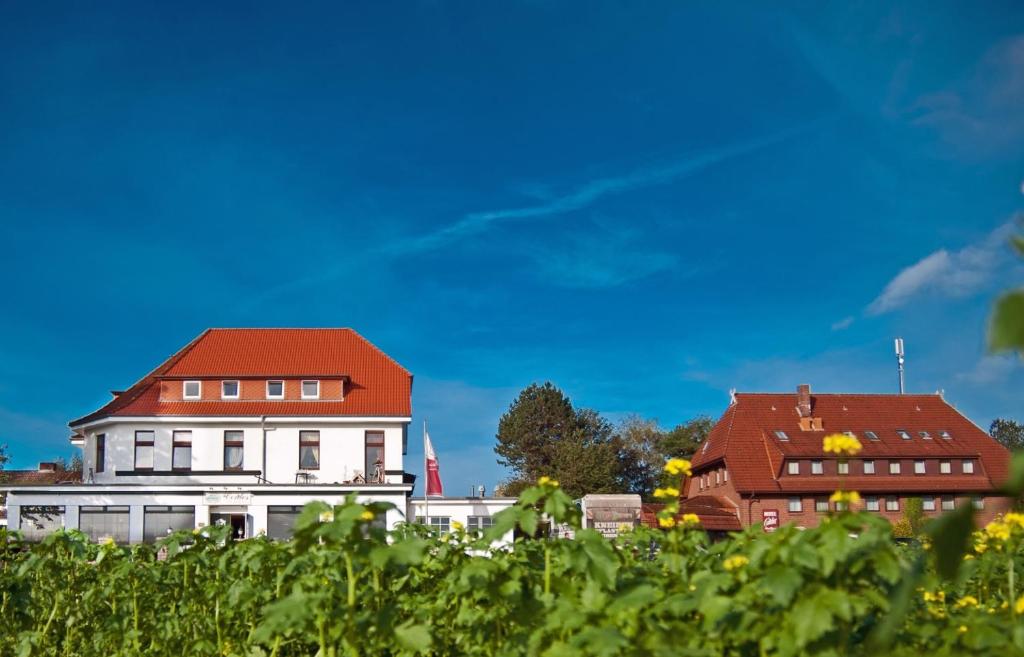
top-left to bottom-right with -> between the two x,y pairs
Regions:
0,469 -> 81,485
690,390 -> 1010,494
70,328 -> 412,426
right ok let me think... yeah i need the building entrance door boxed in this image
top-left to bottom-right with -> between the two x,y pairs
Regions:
211,513 -> 248,540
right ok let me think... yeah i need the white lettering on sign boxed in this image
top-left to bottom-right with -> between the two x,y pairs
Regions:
592,520 -> 632,538
203,492 -> 252,506
762,509 -> 779,533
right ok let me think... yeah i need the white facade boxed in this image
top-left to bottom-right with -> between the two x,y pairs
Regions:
5,415 -> 414,542
408,497 -> 517,544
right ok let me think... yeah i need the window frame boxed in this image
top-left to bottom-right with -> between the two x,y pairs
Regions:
941,496 -> 955,511
788,497 -> 803,513
467,515 -> 495,532
95,434 -> 106,474
863,459 -> 875,474
940,430 -> 952,440
788,461 -> 800,475
815,498 -> 829,512
939,460 -> 952,474
811,460 -> 823,475
914,460 -> 926,475
172,430 -> 192,471
889,461 -> 902,475
266,380 -> 285,399
885,497 -> 900,512
774,430 -> 789,441
221,380 -> 240,399
864,431 -> 880,442
299,430 -> 321,471
922,497 -> 936,512
963,459 -> 975,474
183,380 -> 201,400
134,430 -> 155,471
865,496 -> 880,512
365,431 -> 385,482
223,430 -> 244,471
301,380 -> 320,399
973,498 -> 985,510
896,429 -> 911,440
838,461 -> 849,475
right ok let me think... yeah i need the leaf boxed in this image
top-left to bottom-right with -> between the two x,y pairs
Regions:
989,290 -> 1024,353
790,592 -> 834,646
760,565 -> 803,606
925,503 -> 975,581
394,622 -> 432,653
1000,451 -> 1024,496
1013,234 -> 1024,256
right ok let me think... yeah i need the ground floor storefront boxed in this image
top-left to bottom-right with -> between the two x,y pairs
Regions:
5,483 -> 413,543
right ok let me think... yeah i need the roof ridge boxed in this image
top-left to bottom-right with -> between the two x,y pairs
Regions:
734,391 -> 941,397
346,328 -> 412,377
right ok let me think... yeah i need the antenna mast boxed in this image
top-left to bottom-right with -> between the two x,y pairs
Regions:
894,338 -> 905,395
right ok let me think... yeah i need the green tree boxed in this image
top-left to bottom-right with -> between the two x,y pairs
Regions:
989,223 -> 1024,354
616,415 -> 664,498
660,416 -> 714,460
892,497 -> 925,538
991,418 -> 1024,451
494,383 -> 625,499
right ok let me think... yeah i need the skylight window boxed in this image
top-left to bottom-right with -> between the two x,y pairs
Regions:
919,431 -> 932,440
774,430 -> 789,441
864,431 -> 879,442
940,430 -> 952,440
896,430 -> 911,440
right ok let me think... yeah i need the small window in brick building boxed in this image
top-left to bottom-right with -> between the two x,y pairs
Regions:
885,497 -> 900,512
788,497 -> 802,512
922,497 -> 936,512
811,460 -> 823,475
963,460 -> 975,474
864,431 -> 880,441
914,460 -> 925,474
788,461 -> 799,475
973,498 -> 984,509
940,460 -> 951,474
941,496 -> 955,511
838,462 -> 849,475
815,499 -> 829,512
865,496 -> 880,512
889,461 -> 901,475
863,460 -> 875,474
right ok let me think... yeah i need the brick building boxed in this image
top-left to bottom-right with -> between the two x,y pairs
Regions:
683,384 -> 1013,530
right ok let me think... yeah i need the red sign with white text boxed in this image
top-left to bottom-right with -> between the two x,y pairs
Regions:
762,510 -> 779,533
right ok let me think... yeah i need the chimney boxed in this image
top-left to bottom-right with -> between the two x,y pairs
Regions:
796,384 -> 812,418
38,462 -> 57,473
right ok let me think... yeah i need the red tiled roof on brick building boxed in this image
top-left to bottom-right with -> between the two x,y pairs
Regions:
70,328 -> 412,426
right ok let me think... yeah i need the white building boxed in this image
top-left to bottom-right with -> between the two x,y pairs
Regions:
5,328 -> 420,542
408,496 -> 516,543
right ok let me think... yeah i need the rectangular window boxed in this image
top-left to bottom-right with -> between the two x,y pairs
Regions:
299,430 -> 320,470
266,380 -> 284,399
143,505 -> 195,542
811,460 -> 823,475
467,515 -> 495,532
896,430 -> 911,440
417,516 -> 451,534
863,460 -> 875,474
715,471 -> 721,485
885,497 -> 900,512
922,497 -> 936,512
301,380 -> 320,399
889,461 -> 901,475
963,460 -> 975,474
788,497 -> 802,512
914,460 -> 925,474
864,431 -> 880,441
940,460 -> 951,474
866,496 -> 880,512
919,431 -> 932,440
267,506 -> 304,540
224,430 -> 244,470
941,496 -> 955,511
973,498 -> 985,510
365,431 -> 385,482
788,461 -> 799,475
79,505 -> 130,543
774,430 -> 789,441
134,430 -> 155,470
19,505 -> 65,541
183,380 -> 201,399
172,430 -> 192,470
699,478 -> 704,490
815,498 -> 829,512
95,434 -> 105,474
222,380 -> 240,399
838,462 -> 849,475
724,469 -> 729,482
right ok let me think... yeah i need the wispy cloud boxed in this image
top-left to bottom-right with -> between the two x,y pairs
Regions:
387,121 -> 822,256
831,316 -> 855,331
867,219 -> 1019,315
956,355 -> 1019,386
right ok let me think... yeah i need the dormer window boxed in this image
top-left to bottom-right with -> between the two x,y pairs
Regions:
896,430 -> 911,440
864,431 -> 879,442
222,380 -> 240,399
774,430 -> 790,441
919,431 -> 932,440
183,380 -> 201,400
788,461 -> 799,475
940,460 -> 951,474
811,460 -> 823,475
301,380 -> 320,399
266,380 -> 284,399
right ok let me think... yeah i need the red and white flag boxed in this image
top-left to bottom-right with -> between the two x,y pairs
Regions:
424,429 -> 444,497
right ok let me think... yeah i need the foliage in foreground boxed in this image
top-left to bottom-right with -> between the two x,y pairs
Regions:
2,482 -> 1024,657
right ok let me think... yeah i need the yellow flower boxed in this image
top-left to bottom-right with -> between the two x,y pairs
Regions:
664,458 -> 692,477
959,626 -> 968,634
102,536 -> 116,547
1005,512 -> 1024,529
537,476 -> 559,488
822,433 -> 862,456
654,487 -> 680,499
964,554 -> 975,561
617,523 -> 633,533
319,511 -> 334,523
955,596 -> 978,609
360,510 -> 375,522
922,590 -> 946,603
1015,596 -> 1024,615
681,513 -> 701,527
985,521 -> 1011,542
723,555 -> 749,571
450,520 -> 464,531
658,516 -> 677,528
829,490 -> 861,507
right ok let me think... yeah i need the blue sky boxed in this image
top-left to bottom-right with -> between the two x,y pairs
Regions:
1,2 -> 1023,495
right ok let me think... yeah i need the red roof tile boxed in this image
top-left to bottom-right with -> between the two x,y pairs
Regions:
0,469 -> 81,485
690,390 -> 1010,495
640,498 -> 743,532
71,329 -> 412,426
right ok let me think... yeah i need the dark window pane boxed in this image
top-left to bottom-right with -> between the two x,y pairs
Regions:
299,445 -> 320,469
173,446 -> 191,470
224,445 -> 244,470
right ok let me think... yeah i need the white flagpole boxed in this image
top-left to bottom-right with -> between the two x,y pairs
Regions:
423,419 -> 428,528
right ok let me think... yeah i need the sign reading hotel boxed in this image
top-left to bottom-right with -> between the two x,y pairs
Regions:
204,492 -> 253,506
762,509 -> 779,533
